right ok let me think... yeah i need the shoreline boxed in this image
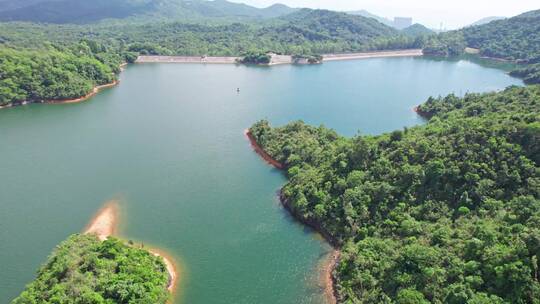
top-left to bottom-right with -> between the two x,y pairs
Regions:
84,201 -> 179,295
322,250 -> 340,304
245,129 -> 341,303
413,105 -> 432,119
47,80 -> 119,105
1,61 -> 125,110
244,129 -> 285,169
0,80 -> 120,110
279,191 -> 341,304
149,248 -> 179,294
479,55 -> 513,63
84,200 -> 120,241
137,55 -> 240,64
136,49 -> 424,65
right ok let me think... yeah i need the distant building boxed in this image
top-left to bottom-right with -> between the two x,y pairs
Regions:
393,17 -> 413,30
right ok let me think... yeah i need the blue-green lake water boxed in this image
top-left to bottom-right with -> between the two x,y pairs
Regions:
0,57 -> 521,303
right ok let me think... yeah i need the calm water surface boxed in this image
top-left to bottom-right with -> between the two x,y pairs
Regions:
0,57 -> 521,303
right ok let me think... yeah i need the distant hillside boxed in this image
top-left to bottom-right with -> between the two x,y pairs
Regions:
425,9 -> 540,61
171,0 -> 298,19
0,0 -> 62,12
347,10 -> 433,32
280,9 -> 398,42
462,9 -> 540,61
0,0 -> 153,23
401,23 -> 435,36
467,16 -> 506,27
0,0 -> 297,23
0,7 -> 420,63
347,9 -> 394,27
257,3 -> 298,18
423,9 -> 540,83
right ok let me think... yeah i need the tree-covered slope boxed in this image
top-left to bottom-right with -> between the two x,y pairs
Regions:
423,9 -> 540,83
254,9 -> 417,53
0,7 -> 417,56
12,234 -> 170,303
0,42 -> 130,106
401,23 -> 435,37
462,9 -> 540,62
249,85 -> 540,303
510,64 -> 540,85
425,9 -> 540,61
279,9 -> 397,40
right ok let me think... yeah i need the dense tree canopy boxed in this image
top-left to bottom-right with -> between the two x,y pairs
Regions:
0,9 -> 419,56
12,234 -> 170,304
0,43 -> 123,105
400,24 -> 435,37
510,64 -> 540,85
240,51 -> 271,64
249,85 -> 540,303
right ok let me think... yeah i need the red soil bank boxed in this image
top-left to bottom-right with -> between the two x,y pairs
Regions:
244,129 -> 285,169
48,81 -> 119,104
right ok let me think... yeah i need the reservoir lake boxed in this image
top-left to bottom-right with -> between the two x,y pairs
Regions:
0,57 -> 522,303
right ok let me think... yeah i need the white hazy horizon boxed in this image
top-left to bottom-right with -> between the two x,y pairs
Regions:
228,0 -> 539,29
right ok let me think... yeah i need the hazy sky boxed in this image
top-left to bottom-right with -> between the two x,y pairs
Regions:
229,0 -> 539,29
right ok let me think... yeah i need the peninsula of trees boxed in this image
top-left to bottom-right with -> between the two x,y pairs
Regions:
249,85 -> 540,303
0,46 -> 124,106
12,234 -> 170,303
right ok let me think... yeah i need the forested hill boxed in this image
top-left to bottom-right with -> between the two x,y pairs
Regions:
249,85 -> 540,303
0,9 -> 419,56
401,23 -> 434,37
462,9 -> 540,62
0,0 -> 298,23
280,9 -> 398,38
0,43 -> 127,106
12,234 -> 170,303
424,9 -> 540,83
425,9 -> 540,61
258,9 -> 415,52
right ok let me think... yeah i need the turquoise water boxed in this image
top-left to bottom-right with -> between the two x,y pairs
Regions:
0,57 -> 521,303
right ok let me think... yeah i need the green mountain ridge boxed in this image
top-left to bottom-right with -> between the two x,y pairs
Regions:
277,9 -> 399,43
0,0 -> 298,23
401,23 -> 435,37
